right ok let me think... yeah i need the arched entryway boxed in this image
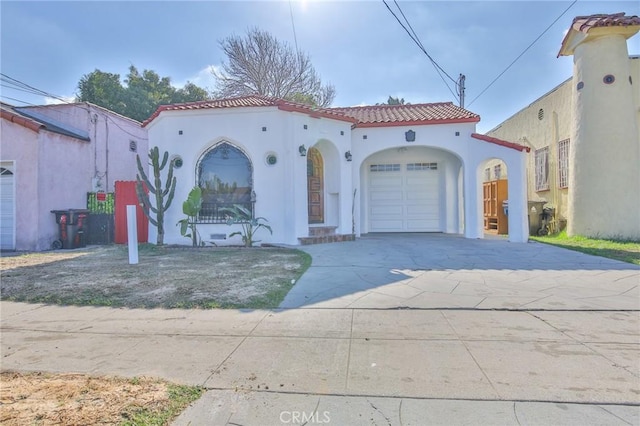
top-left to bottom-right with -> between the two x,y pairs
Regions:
307,147 -> 324,223
479,158 -> 510,236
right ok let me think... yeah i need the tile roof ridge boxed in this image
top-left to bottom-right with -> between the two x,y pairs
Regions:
331,101 -> 456,110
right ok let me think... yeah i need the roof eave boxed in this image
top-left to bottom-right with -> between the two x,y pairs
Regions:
558,23 -> 640,57
471,133 -> 531,152
1,109 -> 44,133
355,117 -> 480,128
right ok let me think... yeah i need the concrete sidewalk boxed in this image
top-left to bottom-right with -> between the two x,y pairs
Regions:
1,234 -> 639,425
1,302 -> 638,425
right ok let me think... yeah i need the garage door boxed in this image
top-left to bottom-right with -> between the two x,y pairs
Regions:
0,164 -> 15,250
369,162 -> 440,232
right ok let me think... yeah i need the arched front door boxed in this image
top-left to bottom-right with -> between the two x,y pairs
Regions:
307,147 -> 324,223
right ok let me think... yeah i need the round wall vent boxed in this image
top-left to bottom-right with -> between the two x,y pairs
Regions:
171,155 -> 183,169
537,108 -> 544,121
577,81 -> 584,90
265,153 -> 277,166
603,74 -> 615,85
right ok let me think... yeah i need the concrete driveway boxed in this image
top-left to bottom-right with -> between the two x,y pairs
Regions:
281,233 -> 639,310
1,234 -> 638,425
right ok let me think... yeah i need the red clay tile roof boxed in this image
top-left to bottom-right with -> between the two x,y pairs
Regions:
471,133 -> 530,152
559,13 -> 640,56
1,103 -> 44,133
143,95 -> 480,128
570,12 -> 640,33
331,102 -> 480,127
142,94 -> 356,127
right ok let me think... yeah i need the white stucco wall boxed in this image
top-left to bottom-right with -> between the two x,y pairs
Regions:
350,123 -> 529,242
147,106 -> 530,245
146,107 -> 353,246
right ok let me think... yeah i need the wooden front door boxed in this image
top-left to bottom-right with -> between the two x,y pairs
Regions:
307,147 -> 324,223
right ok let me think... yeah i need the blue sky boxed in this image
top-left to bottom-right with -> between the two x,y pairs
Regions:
1,1 -> 638,132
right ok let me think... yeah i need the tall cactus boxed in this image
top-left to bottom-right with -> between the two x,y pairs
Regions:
136,147 -> 177,245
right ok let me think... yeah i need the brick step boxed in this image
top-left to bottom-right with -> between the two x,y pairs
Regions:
298,234 -> 355,245
308,226 -> 338,236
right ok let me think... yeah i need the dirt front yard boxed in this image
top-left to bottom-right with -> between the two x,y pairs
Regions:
0,245 -> 311,309
0,371 -> 202,425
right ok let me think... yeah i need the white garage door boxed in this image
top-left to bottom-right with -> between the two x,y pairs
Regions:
369,162 -> 440,232
0,164 -> 15,250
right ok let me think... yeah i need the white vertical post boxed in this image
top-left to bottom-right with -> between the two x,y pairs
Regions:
127,205 -> 138,265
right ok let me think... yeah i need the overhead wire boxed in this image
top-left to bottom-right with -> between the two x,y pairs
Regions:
288,0 -> 300,58
1,73 -> 70,104
1,73 -> 148,139
382,0 -> 459,103
467,0 -> 578,107
0,95 -> 39,106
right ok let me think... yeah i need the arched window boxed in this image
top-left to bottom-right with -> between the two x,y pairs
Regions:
197,142 -> 253,222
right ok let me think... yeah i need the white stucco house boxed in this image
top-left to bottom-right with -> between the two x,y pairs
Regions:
0,102 -> 147,251
143,95 -> 530,246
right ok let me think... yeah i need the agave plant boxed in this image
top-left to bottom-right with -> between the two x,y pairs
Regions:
223,204 -> 272,247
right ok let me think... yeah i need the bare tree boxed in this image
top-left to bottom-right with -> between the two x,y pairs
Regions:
214,28 -> 335,107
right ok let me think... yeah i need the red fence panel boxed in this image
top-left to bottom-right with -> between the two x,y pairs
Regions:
114,181 -> 148,244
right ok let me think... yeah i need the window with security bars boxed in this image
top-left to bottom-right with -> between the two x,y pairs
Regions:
370,164 -> 400,172
535,147 -> 550,191
493,164 -> 502,180
407,162 -> 437,171
558,139 -> 569,189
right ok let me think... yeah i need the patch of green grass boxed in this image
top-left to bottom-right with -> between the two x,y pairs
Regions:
120,384 -> 203,426
532,230 -> 640,265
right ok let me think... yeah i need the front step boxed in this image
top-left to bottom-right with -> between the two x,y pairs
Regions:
308,226 -> 338,236
298,234 -> 355,245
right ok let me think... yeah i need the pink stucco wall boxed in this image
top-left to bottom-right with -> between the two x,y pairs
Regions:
0,120 -> 39,250
1,102 -> 148,251
24,103 -> 148,191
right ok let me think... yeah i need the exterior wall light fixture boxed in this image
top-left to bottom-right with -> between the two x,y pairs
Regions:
299,145 -> 307,156
345,151 -> 353,162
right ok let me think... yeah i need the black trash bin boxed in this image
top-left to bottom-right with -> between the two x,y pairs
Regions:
51,209 -> 89,249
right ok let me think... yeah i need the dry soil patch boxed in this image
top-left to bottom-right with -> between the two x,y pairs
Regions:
0,371 -> 201,425
0,245 -> 310,309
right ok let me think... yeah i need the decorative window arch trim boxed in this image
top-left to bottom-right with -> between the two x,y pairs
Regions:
195,141 -> 255,223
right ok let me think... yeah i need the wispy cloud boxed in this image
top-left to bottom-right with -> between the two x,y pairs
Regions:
44,95 -> 75,105
175,65 -> 221,92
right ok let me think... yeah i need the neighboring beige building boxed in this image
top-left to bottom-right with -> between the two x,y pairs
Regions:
487,13 -> 640,239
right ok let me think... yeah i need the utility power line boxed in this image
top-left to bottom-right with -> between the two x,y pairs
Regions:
468,0 -> 578,107
1,73 -> 148,139
382,0 -> 460,104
